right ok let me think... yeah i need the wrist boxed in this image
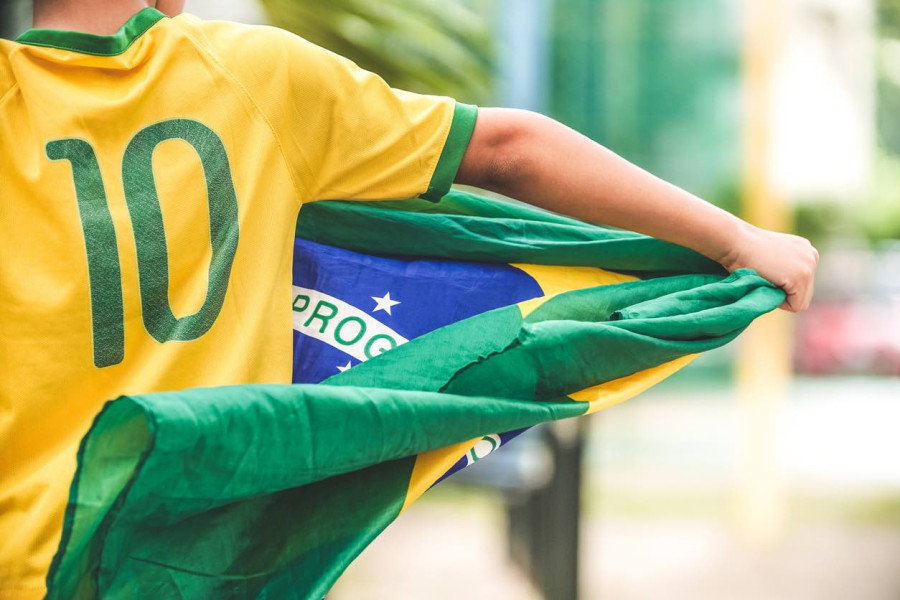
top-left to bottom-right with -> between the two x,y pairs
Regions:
717,219 -> 757,272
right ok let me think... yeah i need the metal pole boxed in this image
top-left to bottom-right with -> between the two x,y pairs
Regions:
508,420 -> 585,600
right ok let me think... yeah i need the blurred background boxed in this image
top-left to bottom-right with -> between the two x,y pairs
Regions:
2,0 -> 898,598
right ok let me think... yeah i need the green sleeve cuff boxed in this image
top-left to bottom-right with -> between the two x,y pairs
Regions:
419,102 -> 478,202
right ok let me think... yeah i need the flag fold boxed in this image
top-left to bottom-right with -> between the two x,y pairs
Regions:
46,191 -> 783,599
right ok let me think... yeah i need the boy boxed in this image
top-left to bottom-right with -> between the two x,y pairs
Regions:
0,0 -> 818,597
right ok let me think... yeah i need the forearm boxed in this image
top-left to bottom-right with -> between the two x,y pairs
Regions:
457,107 -> 818,312
456,108 -> 747,265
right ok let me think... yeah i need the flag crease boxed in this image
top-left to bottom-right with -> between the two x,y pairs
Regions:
45,191 -> 783,599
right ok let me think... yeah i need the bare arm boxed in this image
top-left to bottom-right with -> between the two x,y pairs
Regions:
456,108 -> 819,312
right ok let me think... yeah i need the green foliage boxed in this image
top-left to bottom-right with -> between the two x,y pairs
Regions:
258,0 -> 493,103
865,153 -> 900,240
549,0 -> 742,202
794,203 -> 850,246
875,0 -> 900,241
879,0 -> 900,38
794,153 -> 900,244
879,0 -> 900,155
877,76 -> 900,155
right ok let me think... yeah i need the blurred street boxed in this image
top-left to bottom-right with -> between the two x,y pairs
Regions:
333,372 -> 900,599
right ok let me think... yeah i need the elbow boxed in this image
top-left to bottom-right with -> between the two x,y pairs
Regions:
458,108 -> 544,194
482,149 -> 532,194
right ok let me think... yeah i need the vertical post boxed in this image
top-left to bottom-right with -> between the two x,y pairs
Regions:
508,420 -> 585,600
736,0 -> 791,547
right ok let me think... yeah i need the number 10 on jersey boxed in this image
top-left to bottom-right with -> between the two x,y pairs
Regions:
47,119 -> 240,368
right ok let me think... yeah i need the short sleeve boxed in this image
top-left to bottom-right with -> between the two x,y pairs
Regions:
189,20 -> 477,203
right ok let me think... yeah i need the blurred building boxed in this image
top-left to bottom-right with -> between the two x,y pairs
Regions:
770,0 -> 876,202
547,0 -> 744,202
497,0 -> 879,207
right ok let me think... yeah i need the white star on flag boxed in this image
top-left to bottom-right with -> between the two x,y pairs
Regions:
337,361 -> 353,373
371,292 -> 400,316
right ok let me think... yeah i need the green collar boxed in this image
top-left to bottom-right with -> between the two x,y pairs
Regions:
15,8 -> 166,56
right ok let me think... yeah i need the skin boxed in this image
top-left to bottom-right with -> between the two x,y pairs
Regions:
457,109 -> 819,312
32,1 -> 818,312
32,0 -> 185,34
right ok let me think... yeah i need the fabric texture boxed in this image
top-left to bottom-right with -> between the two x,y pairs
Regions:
0,10 -> 472,597
44,191 -> 784,599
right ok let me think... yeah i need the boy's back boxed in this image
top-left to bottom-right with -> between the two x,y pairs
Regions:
0,9 -> 473,596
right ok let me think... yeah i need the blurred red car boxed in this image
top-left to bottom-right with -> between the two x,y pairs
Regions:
794,244 -> 900,376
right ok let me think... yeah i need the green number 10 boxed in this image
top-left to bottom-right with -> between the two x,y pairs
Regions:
47,119 -> 240,368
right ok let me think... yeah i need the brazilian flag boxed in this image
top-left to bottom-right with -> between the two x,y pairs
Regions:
45,191 -> 783,599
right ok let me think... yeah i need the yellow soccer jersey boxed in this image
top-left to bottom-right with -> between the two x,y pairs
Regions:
0,8 -> 476,598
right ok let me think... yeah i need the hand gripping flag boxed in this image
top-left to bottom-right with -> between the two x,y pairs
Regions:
45,191 -> 783,599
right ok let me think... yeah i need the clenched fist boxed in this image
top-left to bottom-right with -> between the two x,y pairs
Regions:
722,223 -> 820,312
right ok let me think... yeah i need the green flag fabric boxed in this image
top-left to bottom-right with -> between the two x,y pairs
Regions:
45,191 -> 783,599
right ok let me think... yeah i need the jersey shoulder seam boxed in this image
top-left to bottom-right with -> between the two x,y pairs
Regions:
173,20 -> 308,207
